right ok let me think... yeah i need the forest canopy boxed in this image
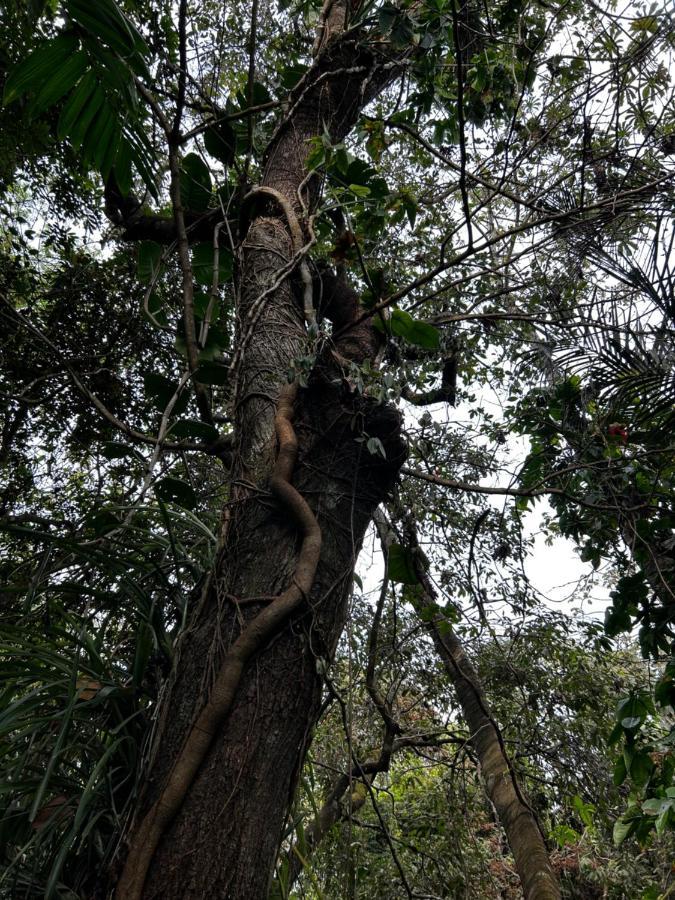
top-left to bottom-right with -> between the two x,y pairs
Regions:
0,0 -> 674,897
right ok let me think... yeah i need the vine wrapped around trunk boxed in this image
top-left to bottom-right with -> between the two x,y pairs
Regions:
116,382 -> 321,899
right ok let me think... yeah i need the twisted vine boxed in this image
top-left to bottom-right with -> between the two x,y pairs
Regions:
115,381 -> 322,899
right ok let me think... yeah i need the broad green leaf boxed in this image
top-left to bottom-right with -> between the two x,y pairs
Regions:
642,798 -> 664,815
144,372 -> 190,415
621,715 -> 642,729
170,419 -> 219,442
195,362 -> 230,385
616,692 -> 654,728
3,34 -> 79,105
613,816 -> 635,846
155,477 -> 197,510
84,106 -> 119,173
69,84 -> 105,151
551,823 -> 579,848
57,70 -> 97,140
192,242 -> 233,285
390,308 -> 440,349
101,442 -> 134,459
656,803 -> 673,835
349,183 -> 371,197
193,291 -> 213,319
405,319 -> 440,350
279,63 -> 309,90
113,137 -> 134,196
629,750 -> 654,787
572,794 -> 595,827
30,50 -> 88,116
204,120 -> 236,165
137,241 -> 162,283
141,292 -> 169,328
613,753 -> 627,786
66,0 -> 149,69
388,544 -> 418,584
180,153 -> 212,212
91,508 -> 121,536
604,603 -> 632,637
236,81 -> 273,109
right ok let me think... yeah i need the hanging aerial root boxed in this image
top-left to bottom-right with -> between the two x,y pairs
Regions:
115,382 -> 321,900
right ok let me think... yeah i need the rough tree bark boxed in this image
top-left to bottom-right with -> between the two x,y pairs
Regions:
113,19 -> 408,900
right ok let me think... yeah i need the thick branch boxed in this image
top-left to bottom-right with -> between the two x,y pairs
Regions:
402,356 -> 457,406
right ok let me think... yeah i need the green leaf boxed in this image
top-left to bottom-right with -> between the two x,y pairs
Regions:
84,105 -> 118,172
390,308 -> 440,349
237,81 -> 273,108
621,715 -> 642,729
66,0 -> 149,67
349,183 -> 371,198
642,798 -> 664,816
141,292 -> 168,328
572,794 -> 595,827
616,692 -> 654,729
125,127 -> 159,200
605,603 -> 633,637
57,70 -> 97,140
154,477 -> 196,510
100,121 -> 122,178
204,120 -> 236,165
388,544 -> 418,584
91,508 -> 121,536
143,373 -> 189,415
655,669 -> 675,709
629,750 -> 654,788
30,50 -> 88,116
613,816 -> 635,846
378,4 -> 397,34
656,803 -> 673,835
3,34 -> 79,105
101,442 -> 135,459
180,153 -> 212,212
69,83 -> 105,151
195,362 -> 230,385
551,823 -> 579,848
132,621 -> 154,688
406,319 -> 440,350
366,436 -> 386,458
137,242 -> 163,283
613,753 -> 627,786
192,242 -> 233,286
113,137 -> 134,195
279,63 -> 309,90
170,419 -> 219,442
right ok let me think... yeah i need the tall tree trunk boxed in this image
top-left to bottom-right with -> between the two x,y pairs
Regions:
114,25 -> 407,900
398,516 -> 561,900
127,395 -> 403,899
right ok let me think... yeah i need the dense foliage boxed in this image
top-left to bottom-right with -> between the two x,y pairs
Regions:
1,0 -> 674,897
